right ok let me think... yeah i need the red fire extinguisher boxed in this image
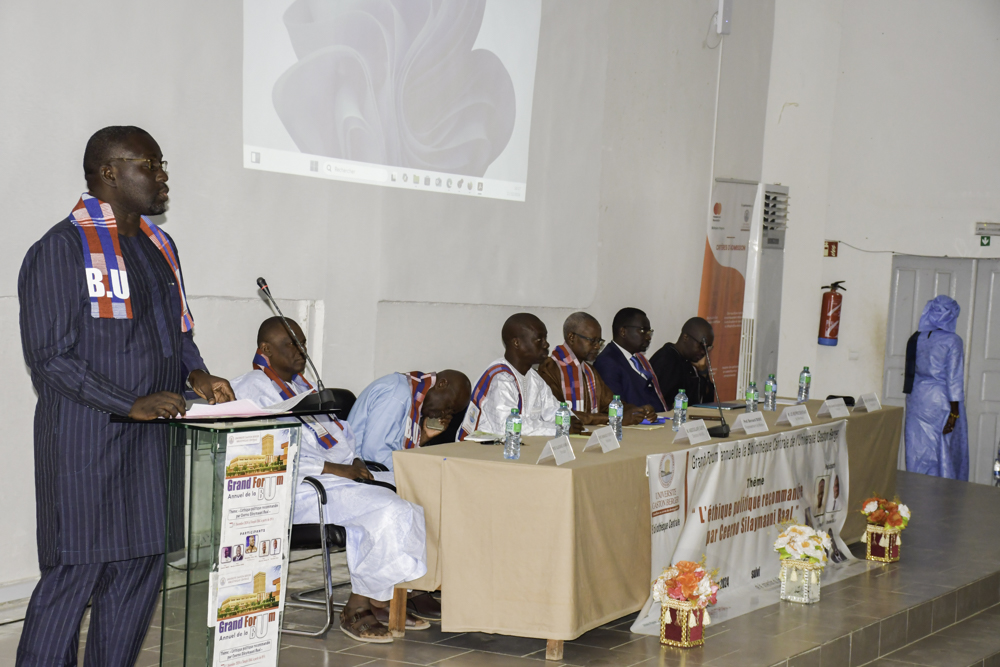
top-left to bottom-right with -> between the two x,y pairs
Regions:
818,281 -> 846,346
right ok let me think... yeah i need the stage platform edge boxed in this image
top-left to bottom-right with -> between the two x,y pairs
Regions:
660,471 -> 1000,666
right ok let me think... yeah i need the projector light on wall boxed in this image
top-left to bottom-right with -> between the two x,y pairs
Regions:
716,0 -> 732,34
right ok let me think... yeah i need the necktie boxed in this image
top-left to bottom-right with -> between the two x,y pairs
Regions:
630,356 -> 652,380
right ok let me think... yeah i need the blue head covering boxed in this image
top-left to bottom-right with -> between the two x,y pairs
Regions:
917,295 -> 960,333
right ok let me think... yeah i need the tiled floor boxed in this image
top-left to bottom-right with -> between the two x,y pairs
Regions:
2,472 -> 1000,666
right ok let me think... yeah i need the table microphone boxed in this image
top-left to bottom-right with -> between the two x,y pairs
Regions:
701,336 -> 730,438
256,277 -> 337,411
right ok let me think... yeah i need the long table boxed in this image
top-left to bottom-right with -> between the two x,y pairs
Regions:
391,400 -> 902,644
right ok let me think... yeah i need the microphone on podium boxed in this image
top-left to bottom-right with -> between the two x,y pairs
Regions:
257,276 -> 338,411
701,336 -> 730,438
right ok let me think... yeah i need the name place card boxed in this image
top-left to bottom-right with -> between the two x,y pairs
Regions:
537,435 -> 577,465
673,419 -> 712,445
776,405 -> 812,427
583,425 -> 621,453
731,411 -> 769,435
817,397 -> 850,419
853,392 -> 882,413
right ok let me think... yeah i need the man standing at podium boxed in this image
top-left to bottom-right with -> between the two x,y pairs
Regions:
16,126 -> 233,666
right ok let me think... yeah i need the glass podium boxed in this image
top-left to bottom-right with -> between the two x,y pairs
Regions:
160,420 -> 300,667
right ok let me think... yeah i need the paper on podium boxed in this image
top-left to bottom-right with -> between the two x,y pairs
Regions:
673,419 -> 711,444
731,411 -> 769,435
583,426 -> 620,453
184,392 -> 309,419
775,404 -> 812,427
853,393 -> 882,413
537,435 -> 576,465
817,398 -> 850,419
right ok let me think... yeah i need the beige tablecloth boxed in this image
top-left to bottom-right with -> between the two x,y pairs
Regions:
392,400 -> 902,640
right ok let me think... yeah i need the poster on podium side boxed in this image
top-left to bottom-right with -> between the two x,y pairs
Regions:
210,426 -> 299,667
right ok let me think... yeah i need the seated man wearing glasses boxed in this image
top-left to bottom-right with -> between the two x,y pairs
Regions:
231,317 -> 428,643
593,307 -> 668,412
539,312 -> 656,426
649,317 -> 717,405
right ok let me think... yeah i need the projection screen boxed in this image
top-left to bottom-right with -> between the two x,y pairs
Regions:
243,0 -> 542,202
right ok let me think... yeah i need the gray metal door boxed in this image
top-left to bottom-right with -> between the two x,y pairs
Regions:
882,256 -> 974,470
965,260 -> 1000,484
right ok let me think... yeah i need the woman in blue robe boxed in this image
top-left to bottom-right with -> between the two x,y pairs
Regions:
904,295 -> 968,480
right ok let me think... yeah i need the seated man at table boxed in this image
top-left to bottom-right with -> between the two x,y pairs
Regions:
593,307 -> 668,412
459,313 -> 579,438
538,312 -> 656,426
649,317 -> 717,405
231,317 -> 428,643
348,370 -> 472,470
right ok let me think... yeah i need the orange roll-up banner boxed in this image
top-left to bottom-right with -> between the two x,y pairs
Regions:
697,182 -> 758,401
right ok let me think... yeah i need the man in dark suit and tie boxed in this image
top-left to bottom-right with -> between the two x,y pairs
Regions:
593,307 -> 669,412
17,126 -> 233,666
649,317 -> 717,406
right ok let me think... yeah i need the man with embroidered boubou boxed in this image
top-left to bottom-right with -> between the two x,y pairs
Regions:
231,317 -> 429,642
17,126 -> 232,666
460,313 -> 583,439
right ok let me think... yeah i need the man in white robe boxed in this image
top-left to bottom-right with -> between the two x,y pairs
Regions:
459,313 -> 580,439
231,317 -> 428,643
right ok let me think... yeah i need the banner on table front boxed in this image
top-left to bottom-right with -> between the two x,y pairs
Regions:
210,427 -> 300,667
631,421 -> 869,635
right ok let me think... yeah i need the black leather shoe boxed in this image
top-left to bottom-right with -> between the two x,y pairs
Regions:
407,592 -> 442,621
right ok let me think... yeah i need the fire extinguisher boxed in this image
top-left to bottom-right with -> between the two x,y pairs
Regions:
818,281 -> 846,346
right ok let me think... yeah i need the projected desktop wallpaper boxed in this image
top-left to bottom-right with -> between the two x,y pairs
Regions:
244,0 -> 542,201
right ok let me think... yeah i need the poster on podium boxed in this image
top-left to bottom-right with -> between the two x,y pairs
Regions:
210,426 -> 299,667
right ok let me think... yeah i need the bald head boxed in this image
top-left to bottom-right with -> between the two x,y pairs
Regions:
424,369 -> 472,417
256,316 -> 307,380
681,317 -> 713,343
501,313 -> 550,372
676,317 -> 714,362
502,313 -> 543,347
257,316 -> 300,347
83,125 -> 154,180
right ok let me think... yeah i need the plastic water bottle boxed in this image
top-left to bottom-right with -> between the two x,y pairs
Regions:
672,389 -> 688,432
764,374 -> 777,411
609,395 -> 624,441
555,402 -> 573,437
745,381 -> 759,413
798,367 -> 812,402
504,409 -> 522,460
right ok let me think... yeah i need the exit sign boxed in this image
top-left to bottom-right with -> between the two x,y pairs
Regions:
824,241 -> 839,257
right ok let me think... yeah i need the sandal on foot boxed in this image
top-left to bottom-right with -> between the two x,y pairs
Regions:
340,608 -> 393,643
372,605 -> 431,630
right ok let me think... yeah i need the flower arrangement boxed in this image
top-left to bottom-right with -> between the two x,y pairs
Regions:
861,496 -> 910,529
773,525 -> 833,565
860,495 -> 909,562
652,560 -> 719,609
654,560 -> 719,647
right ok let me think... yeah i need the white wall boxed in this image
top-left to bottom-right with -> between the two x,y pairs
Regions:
761,0 -> 1000,400
761,1 -> 844,392
0,0 -> 723,591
